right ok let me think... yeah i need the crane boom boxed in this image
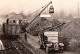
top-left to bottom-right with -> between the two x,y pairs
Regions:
26,1 -> 52,31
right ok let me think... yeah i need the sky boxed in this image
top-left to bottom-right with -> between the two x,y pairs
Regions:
0,0 -> 80,15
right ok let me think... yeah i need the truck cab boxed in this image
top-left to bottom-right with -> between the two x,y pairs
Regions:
39,31 -> 64,53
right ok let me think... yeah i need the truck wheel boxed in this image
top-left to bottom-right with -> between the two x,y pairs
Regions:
59,49 -> 63,53
40,45 -> 44,49
46,47 -> 49,53
59,47 -> 63,53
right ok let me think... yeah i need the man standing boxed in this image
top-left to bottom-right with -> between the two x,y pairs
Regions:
25,32 -> 27,41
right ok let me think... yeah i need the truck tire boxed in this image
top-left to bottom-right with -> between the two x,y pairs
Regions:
59,49 -> 63,53
59,47 -> 63,53
40,45 -> 44,49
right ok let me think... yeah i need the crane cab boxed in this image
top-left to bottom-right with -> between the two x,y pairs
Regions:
49,5 -> 54,13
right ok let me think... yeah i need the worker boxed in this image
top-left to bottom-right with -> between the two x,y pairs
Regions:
25,32 -> 27,41
24,28 -> 27,41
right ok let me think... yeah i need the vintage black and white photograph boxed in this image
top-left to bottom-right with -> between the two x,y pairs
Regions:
0,0 -> 80,54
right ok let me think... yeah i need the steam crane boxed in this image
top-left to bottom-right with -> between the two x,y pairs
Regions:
25,1 -> 54,32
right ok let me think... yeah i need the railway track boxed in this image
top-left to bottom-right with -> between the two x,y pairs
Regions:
2,37 -> 33,54
2,39 -> 21,54
10,39 -> 33,54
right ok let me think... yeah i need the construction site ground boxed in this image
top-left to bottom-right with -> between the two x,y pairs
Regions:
20,33 -> 80,54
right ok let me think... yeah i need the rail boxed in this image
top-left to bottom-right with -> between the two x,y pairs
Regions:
10,39 -> 33,54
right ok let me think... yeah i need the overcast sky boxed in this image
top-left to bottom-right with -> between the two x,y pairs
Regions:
0,0 -> 80,15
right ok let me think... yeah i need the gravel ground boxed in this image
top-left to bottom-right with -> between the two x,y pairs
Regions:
25,33 -> 80,54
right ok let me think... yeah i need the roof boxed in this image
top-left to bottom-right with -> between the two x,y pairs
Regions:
8,14 -> 23,20
7,12 -> 25,20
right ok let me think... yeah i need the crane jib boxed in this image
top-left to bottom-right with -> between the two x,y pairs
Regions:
26,1 -> 53,31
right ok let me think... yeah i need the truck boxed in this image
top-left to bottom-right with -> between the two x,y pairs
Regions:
39,31 -> 64,53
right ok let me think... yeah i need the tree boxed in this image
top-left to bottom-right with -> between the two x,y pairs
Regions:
59,10 -> 66,19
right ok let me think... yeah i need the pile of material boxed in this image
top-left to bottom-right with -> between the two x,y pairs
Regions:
29,17 -> 49,36
59,18 -> 80,51
29,18 -> 62,36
